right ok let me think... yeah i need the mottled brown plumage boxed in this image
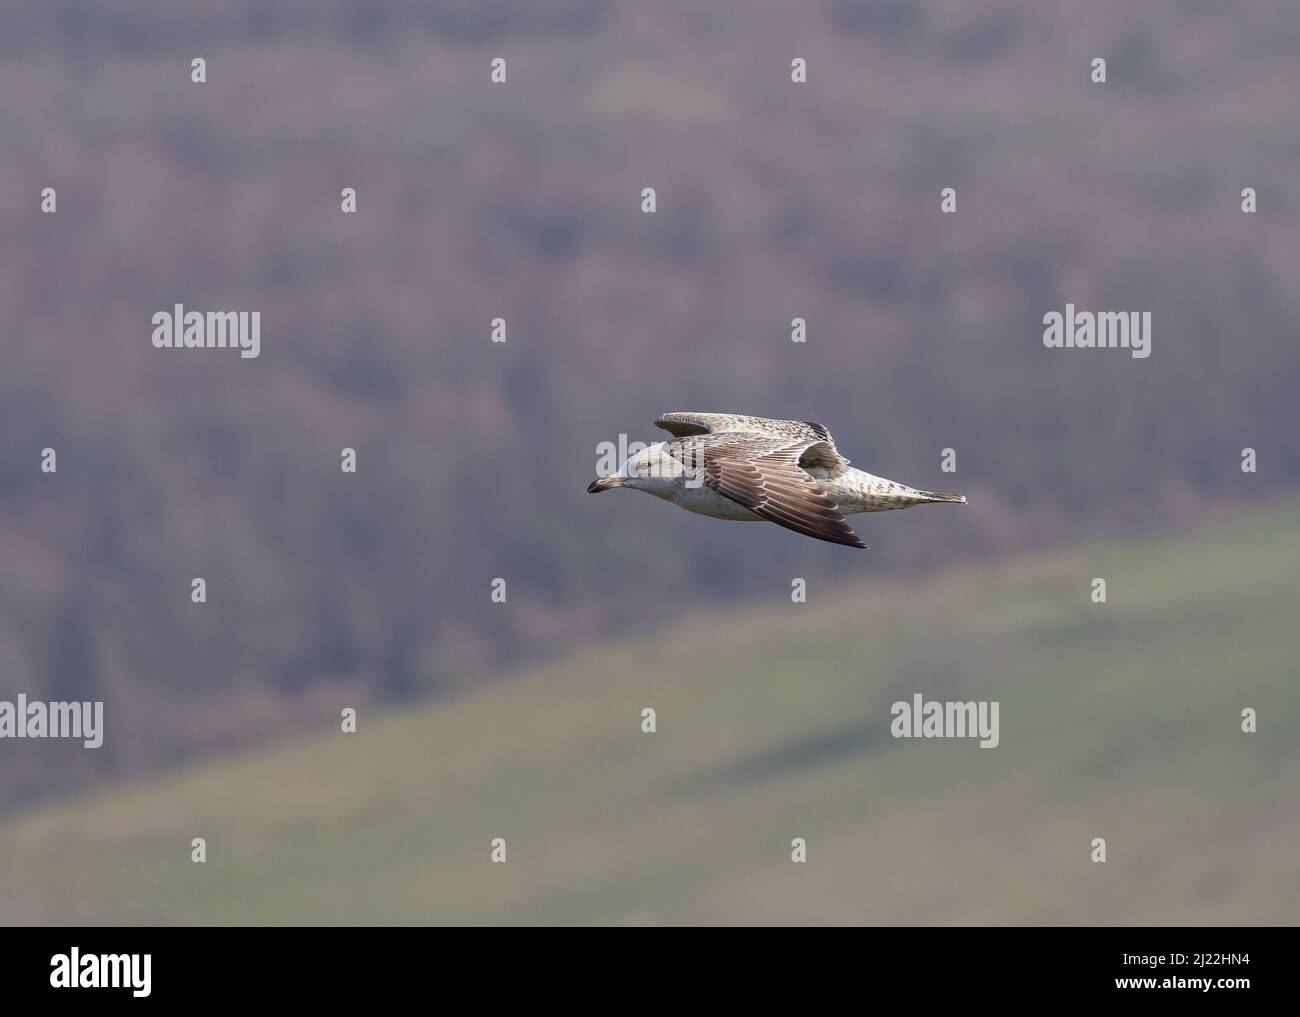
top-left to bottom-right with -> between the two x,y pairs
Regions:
588,412 -> 967,549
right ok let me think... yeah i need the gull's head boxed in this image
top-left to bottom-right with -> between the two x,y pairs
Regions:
587,442 -> 684,497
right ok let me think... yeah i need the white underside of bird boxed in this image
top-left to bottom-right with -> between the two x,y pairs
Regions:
587,412 -> 967,549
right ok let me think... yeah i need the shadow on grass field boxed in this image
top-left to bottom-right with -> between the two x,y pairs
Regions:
2,501 -> 1298,924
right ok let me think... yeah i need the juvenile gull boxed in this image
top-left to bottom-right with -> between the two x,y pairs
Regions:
587,412 -> 967,549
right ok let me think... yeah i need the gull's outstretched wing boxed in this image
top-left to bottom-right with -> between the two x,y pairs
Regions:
655,412 -> 852,466
671,431 -> 867,549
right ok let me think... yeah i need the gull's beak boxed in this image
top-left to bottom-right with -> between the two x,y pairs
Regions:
587,476 -> 624,493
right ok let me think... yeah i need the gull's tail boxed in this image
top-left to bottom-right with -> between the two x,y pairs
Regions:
852,472 -> 969,511
913,488 -> 967,505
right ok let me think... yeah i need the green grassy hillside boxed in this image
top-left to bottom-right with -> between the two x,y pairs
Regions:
3,502 -> 1299,925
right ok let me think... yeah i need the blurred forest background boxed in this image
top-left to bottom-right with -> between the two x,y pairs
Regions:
0,0 -> 1298,876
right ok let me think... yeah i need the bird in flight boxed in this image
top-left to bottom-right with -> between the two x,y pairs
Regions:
587,412 -> 967,549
